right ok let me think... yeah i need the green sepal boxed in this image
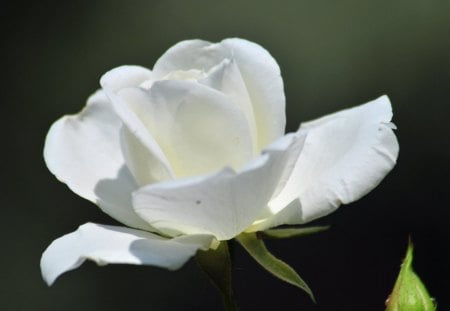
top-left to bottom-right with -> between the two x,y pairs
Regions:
196,241 -> 238,311
236,232 -> 315,302
386,240 -> 436,311
260,225 -> 330,239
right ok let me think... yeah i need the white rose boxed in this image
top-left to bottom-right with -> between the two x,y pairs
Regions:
41,38 -> 399,285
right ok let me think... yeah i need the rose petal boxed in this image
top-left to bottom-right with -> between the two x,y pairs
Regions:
99,65 -> 153,92
200,59 -> 258,153
246,199 -> 303,232
220,38 -> 286,150
153,38 -> 286,150
132,134 -> 304,240
117,80 -> 254,178
44,90 -> 150,230
41,223 -> 213,285
100,67 -> 175,185
268,95 -> 399,225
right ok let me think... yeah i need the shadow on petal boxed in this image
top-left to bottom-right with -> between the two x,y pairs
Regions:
94,165 -> 152,230
129,237 -> 211,271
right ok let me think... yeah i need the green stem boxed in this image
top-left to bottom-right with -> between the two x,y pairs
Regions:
196,241 -> 238,311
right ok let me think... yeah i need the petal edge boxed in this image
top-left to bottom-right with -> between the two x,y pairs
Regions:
41,223 -> 213,285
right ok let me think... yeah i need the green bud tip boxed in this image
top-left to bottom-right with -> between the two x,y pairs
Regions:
385,240 -> 436,311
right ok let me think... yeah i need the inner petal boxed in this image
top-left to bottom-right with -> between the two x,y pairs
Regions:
118,80 -> 254,178
163,69 -> 207,81
200,59 -> 258,154
140,69 -> 207,91
152,39 -> 286,150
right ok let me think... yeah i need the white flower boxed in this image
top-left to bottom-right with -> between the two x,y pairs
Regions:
41,38 -> 399,285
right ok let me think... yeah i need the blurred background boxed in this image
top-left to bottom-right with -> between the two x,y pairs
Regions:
2,0 -> 449,310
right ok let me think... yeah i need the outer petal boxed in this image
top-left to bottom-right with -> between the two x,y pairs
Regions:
268,95 -> 399,225
153,38 -> 286,150
44,90 -> 150,230
132,134 -> 304,240
117,80 -> 254,178
41,223 -> 214,285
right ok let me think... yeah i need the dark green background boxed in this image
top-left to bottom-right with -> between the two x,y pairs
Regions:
2,1 -> 449,310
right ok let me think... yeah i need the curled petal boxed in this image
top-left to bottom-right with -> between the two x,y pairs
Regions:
268,95 -> 399,225
43,90 -> 150,230
41,223 -> 213,285
99,65 -> 153,93
117,81 -> 254,178
153,38 -> 286,149
133,134 -> 304,240
200,59 -> 258,153
100,66 -> 175,185
220,38 -> 286,149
